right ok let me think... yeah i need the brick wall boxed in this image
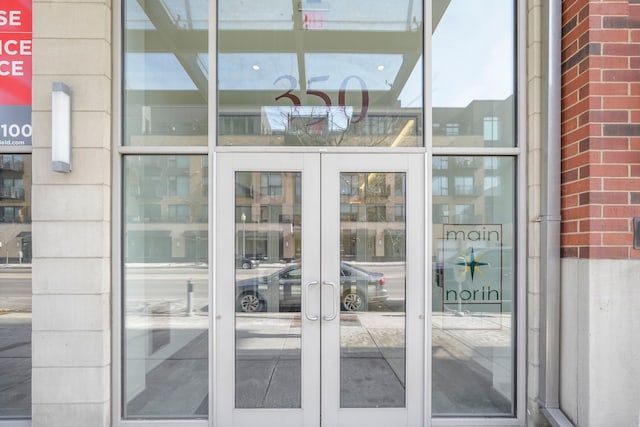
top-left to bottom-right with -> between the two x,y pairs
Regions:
561,0 -> 640,259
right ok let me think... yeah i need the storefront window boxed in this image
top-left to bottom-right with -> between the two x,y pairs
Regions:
123,0 -> 208,146
218,0 -> 423,147
0,154 -> 32,418
122,156 -> 209,418
122,0 -> 210,416
432,0 -> 515,147
432,156 -> 516,416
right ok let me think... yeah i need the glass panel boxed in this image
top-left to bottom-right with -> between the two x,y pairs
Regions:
235,172 -> 302,408
123,155 -> 208,418
0,154 -> 31,418
432,156 -> 515,416
218,0 -> 423,147
432,0 -> 515,147
340,172 -> 406,408
123,0 -> 208,146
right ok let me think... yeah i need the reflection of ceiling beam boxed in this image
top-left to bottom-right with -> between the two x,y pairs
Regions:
136,0 -> 208,101
290,0 -> 308,92
126,30 -> 207,53
126,0 -> 453,108
127,90 -> 205,105
220,28 -> 424,55
126,28 -> 422,54
127,0 -> 450,54
127,1 -> 449,54
432,0 -> 452,31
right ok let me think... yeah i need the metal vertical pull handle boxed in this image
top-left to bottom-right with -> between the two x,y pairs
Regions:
304,281 -> 319,321
322,281 -> 338,321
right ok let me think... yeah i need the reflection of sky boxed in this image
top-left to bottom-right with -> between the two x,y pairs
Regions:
124,0 -> 513,110
304,54 -> 402,91
399,56 -> 423,108
162,0 -> 208,30
218,54 -> 299,90
218,0 -> 420,32
124,0 -> 155,30
125,0 -> 208,30
219,53 -> 403,92
432,0 -> 513,107
125,53 -> 197,90
219,0 -> 292,30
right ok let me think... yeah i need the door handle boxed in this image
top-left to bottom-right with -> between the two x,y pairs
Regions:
304,281 -> 319,321
322,281 -> 338,321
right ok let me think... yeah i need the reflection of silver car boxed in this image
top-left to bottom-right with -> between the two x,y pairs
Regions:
236,255 -> 258,269
235,262 -> 388,312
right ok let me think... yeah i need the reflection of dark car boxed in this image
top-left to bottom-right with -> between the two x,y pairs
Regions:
236,255 -> 258,269
235,262 -> 388,312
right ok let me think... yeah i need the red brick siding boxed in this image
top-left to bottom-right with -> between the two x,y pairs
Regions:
561,0 -> 640,259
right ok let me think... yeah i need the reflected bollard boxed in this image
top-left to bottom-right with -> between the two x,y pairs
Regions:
187,279 -> 194,316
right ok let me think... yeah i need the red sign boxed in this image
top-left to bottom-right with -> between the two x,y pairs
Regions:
0,0 -> 32,32
303,12 -> 324,30
0,0 -> 31,145
0,32 -> 31,104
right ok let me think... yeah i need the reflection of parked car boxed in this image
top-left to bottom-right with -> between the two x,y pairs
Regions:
248,254 -> 268,262
235,262 -> 388,312
236,255 -> 258,269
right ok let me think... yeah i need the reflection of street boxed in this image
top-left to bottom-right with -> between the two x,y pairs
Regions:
123,265 -> 210,417
432,311 -> 513,414
340,312 -> 406,407
0,267 -> 32,312
124,265 -> 209,314
235,311 -> 406,409
235,261 -> 407,306
124,310 -> 208,417
236,313 -> 302,408
0,267 -> 32,418
123,262 -> 405,310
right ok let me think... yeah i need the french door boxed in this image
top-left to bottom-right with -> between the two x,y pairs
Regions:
215,152 -> 424,426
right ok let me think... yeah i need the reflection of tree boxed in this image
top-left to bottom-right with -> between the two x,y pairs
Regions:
283,111 -> 418,147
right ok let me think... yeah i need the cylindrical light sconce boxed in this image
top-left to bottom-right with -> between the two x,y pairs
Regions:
51,82 -> 72,172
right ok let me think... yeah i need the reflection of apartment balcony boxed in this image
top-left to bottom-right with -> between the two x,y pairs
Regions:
0,162 -> 24,172
452,157 -> 478,168
0,187 -> 25,200
365,185 -> 391,199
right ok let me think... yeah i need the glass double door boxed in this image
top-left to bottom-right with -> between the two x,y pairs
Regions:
216,153 -> 424,426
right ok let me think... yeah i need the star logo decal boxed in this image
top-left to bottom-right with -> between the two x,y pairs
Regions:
455,247 -> 489,281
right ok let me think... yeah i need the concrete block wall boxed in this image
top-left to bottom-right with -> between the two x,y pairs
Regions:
31,0 -> 112,426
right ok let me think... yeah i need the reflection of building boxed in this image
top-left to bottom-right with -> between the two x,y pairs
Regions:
233,171 -> 407,263
432,96 -> 514,147
339,172 -> 406,261
0,154 -> 32,263
432,156 -> 514,227
235,171 -> 302,262
124,156 -> 207,262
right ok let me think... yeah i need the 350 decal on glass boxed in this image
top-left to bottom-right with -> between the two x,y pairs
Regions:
274,74 -> 369,124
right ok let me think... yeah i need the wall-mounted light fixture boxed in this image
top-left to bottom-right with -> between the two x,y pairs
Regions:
51,82 -> 72,173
